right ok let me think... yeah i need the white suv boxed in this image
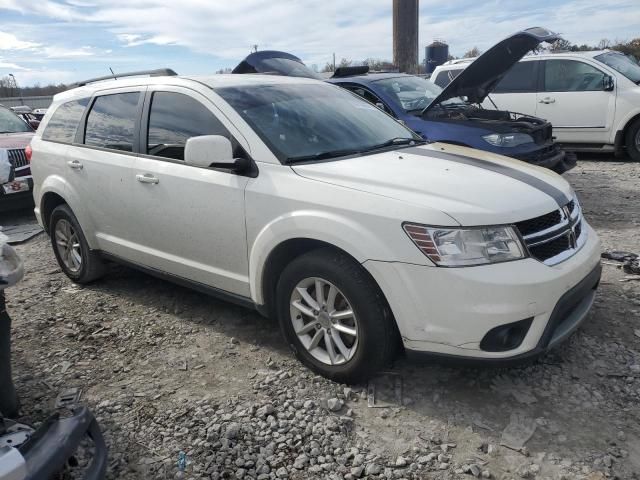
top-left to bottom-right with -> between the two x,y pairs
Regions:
433,50 -> 640,160
30,70 -> 602,382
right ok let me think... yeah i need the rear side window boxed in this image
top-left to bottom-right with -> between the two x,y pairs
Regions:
493,61 -> 539,93
147,92 -> 229,160
433,69 -> 462,88
42,98 -> 89,143
84,92 -> 140,152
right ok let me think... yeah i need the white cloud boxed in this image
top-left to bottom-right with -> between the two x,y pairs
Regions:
43,45 -> 96,58
0,59 -> 27,70
0,31 -> 40,50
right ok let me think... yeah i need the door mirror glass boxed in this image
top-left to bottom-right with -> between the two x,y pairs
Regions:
603,75 -> 615,91
184,135 -> 233,168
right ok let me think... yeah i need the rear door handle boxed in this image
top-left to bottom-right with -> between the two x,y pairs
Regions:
136,173 -> 159,184
539,97 -> 556,104
67,160 -> 83,170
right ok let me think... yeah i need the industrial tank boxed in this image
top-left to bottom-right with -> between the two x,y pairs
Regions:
425,41 -> 449,74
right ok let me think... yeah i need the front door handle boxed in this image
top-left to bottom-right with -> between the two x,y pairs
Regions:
136,174 -> 159,184
67,160 -> 83,170
539,97 -> 556,104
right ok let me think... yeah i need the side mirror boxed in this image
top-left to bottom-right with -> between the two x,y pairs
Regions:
603,75 -> 615,91
184,135 -> 247,172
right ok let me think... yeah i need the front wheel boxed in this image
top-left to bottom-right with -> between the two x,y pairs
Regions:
276,248 -> 397,383
625,119 -> 640,161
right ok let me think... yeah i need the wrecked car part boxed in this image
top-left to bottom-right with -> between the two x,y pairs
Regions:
0,419 -> 34,449
55,388 -> 83,410
601,251 -> 640,275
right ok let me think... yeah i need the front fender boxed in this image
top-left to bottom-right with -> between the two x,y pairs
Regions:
248,210 -> 420,305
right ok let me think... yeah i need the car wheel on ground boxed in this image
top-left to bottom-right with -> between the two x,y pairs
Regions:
625,118 -> 640,161
49,204 -> 105,284
276,248 -> 397,384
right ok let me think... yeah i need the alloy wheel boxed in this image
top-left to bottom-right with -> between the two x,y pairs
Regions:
54,219 -> 82,273
289,277 -> 359,366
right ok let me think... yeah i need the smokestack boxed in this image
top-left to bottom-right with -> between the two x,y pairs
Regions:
393,0 -> 419,73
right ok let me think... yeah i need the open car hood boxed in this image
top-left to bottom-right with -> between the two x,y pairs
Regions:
232,50 -> 322,79
425,27 -> 561,110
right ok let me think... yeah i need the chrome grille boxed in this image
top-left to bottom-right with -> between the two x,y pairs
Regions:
8,149 -> 28,169
515,198 -> 586,265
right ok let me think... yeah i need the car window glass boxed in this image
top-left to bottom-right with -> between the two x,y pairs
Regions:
344,86 -> 391,114
544,60 -> 606,92
493,61 -> 538,93
84,92 -> 140,151
42,98 -> 89,143
0,107 -> 33,134
433,69 -> 461,88
147,92 -> 229,160
216,83 -> 417,163
595,52 -> 640,83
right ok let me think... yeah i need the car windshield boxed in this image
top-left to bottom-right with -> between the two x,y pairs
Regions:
371,76 -> 465,113
0,107 -> 32,133
215,83 -> 420,163
595,51 -> 640,84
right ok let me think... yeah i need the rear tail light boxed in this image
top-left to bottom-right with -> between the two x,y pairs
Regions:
25,145 -> 32,163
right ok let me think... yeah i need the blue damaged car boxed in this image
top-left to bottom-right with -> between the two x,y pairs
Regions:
232,28 -> 576,173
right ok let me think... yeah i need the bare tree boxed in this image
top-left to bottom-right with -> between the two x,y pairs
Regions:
463,47 -> 481,58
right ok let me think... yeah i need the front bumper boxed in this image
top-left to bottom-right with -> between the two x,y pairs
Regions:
363,222 -> 602,361
514,145 -> 577,174
1,407 -> 108,480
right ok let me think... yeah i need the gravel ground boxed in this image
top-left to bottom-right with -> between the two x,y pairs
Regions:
3,156 -> 640,480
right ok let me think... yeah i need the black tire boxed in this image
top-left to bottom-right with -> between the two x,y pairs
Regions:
49,204 -> 105,284
625,119 -> 640,161
0,293 -> 19,418
276,248 -> 397,384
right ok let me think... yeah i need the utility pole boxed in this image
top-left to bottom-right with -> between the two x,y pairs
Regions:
333,53 -> 336,72
393,0 -> 420,73
7,74 -> 17,97
252,44 -> 258,53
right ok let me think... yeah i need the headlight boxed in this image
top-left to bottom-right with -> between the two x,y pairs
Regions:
403,223 -> 526,266
482,133 -> 534,147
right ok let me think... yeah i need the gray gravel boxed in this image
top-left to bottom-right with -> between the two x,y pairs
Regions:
5,156 -> 640,479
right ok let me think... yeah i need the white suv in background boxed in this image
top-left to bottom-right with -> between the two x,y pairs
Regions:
432,50 -> 640,160
30,70 -> 601,383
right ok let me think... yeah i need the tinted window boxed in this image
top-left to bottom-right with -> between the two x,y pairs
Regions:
147,92 -> 228,160
493,61 -> 538,93
84,92 -> 140,151
433,69 -> 462,88
544,60 -> 606,92
42,98 -> 89,143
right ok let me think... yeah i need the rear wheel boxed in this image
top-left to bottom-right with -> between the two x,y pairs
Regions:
50,204 -> 105,284
625,119 -> 640,161
276,248 -> 397,383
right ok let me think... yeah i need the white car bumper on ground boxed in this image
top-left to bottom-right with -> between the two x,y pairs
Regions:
364,222 -> 602,362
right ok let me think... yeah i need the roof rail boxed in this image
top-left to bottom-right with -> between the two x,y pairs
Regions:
74,68 -> 178,87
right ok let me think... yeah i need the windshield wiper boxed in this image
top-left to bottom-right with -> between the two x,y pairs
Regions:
362,137 -> 426,152
286,148 -> 364,164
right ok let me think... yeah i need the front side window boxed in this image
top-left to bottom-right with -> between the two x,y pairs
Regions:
147,92 -> 228,160
493,61 -> 538,93
595,51 -> 640,84
344,86 -> 393,115
84,92 -> 140,152
215,83 -> 418,163
0,107 -> 32,134
42,98 -> 89,143
544,60 -> 606,92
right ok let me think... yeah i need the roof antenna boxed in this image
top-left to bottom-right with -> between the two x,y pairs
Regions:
109,67 -> 117,80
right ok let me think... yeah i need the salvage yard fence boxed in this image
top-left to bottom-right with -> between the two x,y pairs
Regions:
0,95 -> 54,110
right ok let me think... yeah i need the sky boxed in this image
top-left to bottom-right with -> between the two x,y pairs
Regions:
0,0 -> 639,86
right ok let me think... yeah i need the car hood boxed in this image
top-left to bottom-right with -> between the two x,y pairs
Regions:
425,27 -> 561,110
0,132 -> 34,149
291,143 -> 572,226
232,50 -> 322,79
